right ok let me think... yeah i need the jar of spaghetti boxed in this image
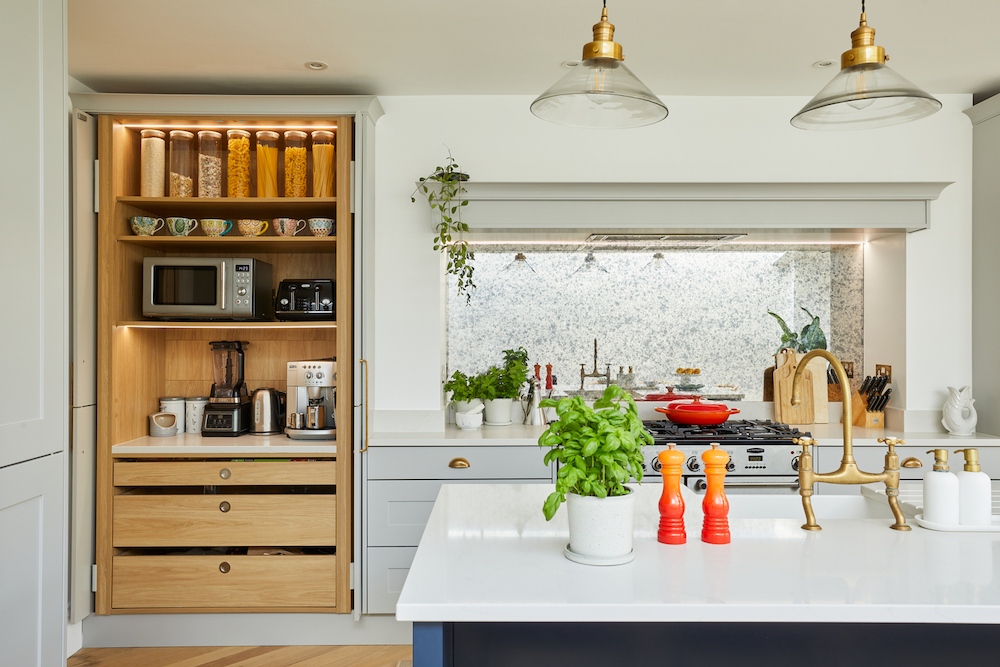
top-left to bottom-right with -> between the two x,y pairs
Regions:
284,130 -> 308,197
197,131 -> 222,198
311,130 -> 335,197
168,130 -> 194,197
140,129 -> 165,197
256,131 -> 279,198
227,129 -> 251,198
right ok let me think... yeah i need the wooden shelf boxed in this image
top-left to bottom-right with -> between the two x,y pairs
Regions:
117,320 -> 336,329
118,196 -> 337,219
116,235 -> 335,253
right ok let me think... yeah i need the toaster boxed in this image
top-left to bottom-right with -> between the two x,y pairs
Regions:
275,279 -> 336,321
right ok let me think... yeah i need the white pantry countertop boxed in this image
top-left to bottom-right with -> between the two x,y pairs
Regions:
111,432 -> 337,457
396,483 -> 1000,624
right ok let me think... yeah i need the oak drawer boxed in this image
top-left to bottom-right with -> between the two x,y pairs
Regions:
112,554 -> 336,609
114,460 -> 336,486
367,446 -> 551,480
112,494 -> 336,547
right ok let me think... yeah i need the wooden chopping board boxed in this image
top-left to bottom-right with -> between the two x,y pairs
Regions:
773,351 -> 814,424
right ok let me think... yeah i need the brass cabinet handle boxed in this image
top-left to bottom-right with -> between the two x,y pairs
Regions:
219,501 -> 231,512
219,562 -> 231,573
448,457 -> 471,469
901,457 -> 923,468
219,468 -> 231,480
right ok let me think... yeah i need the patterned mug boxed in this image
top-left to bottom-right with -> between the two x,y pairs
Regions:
308,217 -> 334,237
130,216 -> 164,236
237,219 -> 269,237
166,217 -> 198,236
273,218 -> 306,237
201,218 -> 232,237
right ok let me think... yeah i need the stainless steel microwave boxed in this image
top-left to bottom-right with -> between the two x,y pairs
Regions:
142,257 -> 274,320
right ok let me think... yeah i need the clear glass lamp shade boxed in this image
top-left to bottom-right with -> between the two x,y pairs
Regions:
530,58 -> 668,129
791,62 -> 942,131
501,254 -> 536,274
642,253 -> 673,272
573,252 -> 609,275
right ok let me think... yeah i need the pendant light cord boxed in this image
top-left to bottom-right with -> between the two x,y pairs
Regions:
861,0 -> 865,13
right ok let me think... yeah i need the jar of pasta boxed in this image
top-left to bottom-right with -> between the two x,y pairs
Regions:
256,131 -> 279,198
311,130 -> 335,197
168,130 -> 195,197
197,131 -> 222,198
284,130 -> 308,197
227,129 -> 251,198
140,129 -> 165,197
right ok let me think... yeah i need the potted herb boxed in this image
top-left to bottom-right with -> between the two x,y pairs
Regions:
481,347 -> 530,425
538,384 -> 651,562
443,370 -> 485,414
411,150 -> 475,303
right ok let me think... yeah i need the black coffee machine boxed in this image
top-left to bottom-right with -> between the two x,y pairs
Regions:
202,341 -> 252,437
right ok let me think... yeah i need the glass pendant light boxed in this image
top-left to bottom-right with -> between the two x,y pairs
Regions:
501,253 -> 536,274
791,2 -> 941,131
642,252 -> 673,272
573,252 -> 610,275
530,3 -> 668,129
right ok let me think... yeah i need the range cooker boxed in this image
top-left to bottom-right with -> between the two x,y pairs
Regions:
640,419 -> 811,494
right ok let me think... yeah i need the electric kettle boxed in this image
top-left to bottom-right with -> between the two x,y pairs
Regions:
250,388 -> 286,435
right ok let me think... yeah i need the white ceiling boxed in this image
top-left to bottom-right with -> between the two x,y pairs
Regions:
69,0 -> 1000,100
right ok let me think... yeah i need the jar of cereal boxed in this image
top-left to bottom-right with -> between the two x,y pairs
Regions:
197,130 -> 222,198
140,129 -> 165,197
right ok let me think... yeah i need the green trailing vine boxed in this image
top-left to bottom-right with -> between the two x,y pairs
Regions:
411,151 -> 475,303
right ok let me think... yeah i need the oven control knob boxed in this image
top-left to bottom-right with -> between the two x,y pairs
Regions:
237,287 -> 247,296
651,457 -> 662,473
686,456 -> 701,472
791,456 -> 800,472
695,479 -> 707,491
726,461 -> 736,473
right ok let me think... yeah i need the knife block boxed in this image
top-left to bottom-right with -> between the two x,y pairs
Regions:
841,390 -> 885,429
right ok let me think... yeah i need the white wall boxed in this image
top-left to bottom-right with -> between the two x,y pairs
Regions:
373,94 -> 972,426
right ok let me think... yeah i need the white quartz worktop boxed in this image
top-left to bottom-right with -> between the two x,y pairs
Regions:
793,422 -> 1000,446
111,432 -> 337,457
396,483 -> 1000,624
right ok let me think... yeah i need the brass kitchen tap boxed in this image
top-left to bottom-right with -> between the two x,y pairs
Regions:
790,350 -> 910,532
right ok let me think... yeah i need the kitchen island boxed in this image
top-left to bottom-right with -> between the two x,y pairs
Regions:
396,483 -> 1000,667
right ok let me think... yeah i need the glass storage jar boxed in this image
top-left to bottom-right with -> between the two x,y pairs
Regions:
256,130 -> 279,198
168,130 -> 195,197
197,130 -> 222,198
311,130 -> 335,197
227,129 -> 251,198
140,129 -> 165,197
284,130 -> 308,197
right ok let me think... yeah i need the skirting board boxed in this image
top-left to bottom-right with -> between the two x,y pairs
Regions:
82,613 -> 412,648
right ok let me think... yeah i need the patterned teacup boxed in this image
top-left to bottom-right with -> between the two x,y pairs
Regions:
273,218 -> 306,237
308,217 -> 334,237
237,219 -> 269,237
201,218 -> 232,237
130,216 -> 164,236
166,217 -> 198,236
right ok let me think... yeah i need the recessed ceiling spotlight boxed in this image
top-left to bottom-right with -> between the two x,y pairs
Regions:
812,60 -> 837,69
560,60 -> 580,69
306,61 -> 328,71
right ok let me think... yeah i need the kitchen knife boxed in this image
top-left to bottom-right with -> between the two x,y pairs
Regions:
859,376 -> 872,395
874,375 -> 888,397
874,388 -> 892,412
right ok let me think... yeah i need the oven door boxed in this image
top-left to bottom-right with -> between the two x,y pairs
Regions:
143,256 -> 230,318
685,475 -> 800,494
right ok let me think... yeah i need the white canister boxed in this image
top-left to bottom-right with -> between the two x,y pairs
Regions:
159,397 -> 186,429
185,397 -> 210,434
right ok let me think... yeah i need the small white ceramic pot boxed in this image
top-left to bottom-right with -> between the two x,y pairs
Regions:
566,487 -> 635,559
455,411 -> 484,430
483,398 -> 513,425
453,398 -> 483,416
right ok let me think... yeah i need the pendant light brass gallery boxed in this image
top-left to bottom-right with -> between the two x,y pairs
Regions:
530,2 -> 668,129
791,1 -> 941,130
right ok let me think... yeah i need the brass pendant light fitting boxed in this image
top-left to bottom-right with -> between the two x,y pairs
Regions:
583,5 -> 623,62
840,10 -> 885,69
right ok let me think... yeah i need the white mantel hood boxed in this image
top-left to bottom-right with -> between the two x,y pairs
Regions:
441,182 -> 952,243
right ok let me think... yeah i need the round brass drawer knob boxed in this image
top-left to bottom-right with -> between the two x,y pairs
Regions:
220,468 -> 231,480
219,562 -> 231,573
219,501 -> 231,512
448,457 -> 471,469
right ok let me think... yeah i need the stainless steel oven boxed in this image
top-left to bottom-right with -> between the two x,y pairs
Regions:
142,256 -> 273,320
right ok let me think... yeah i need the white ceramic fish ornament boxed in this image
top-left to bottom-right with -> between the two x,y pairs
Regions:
941,386 -> 977,436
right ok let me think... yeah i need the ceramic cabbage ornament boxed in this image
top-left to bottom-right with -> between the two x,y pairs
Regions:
941,386 -> 977,436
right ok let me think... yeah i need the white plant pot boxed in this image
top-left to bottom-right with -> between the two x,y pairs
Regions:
566,487 -> 635,560
453,398 -> 483,416
483,398 -> 513,425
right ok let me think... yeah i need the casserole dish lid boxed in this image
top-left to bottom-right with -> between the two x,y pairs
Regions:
664,396 -> 731,413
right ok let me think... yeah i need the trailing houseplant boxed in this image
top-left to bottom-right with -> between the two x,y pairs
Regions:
411,151 -> 475,303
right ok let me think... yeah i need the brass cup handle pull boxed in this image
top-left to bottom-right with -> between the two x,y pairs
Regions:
448,457 -> 471,469
220,468 -> 231,480
219,501 -> 231,512
901,457 -> 923,468
219,562 -> 231,573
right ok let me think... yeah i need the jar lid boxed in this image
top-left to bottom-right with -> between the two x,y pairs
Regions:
311,130 -> 334,140
197,130 -> 221,139
169,130 -> 194,139
227,129 -> 250,138
256,130 -> 279,140
186,396 -> 211,401
140,129 -> 165,139
159,396 -> 186,402
284,130 -> 308,139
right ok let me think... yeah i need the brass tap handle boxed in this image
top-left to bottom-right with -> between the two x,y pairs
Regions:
901,457 -> 923,468
878,437 -> 905,447
793,437 -> 817,449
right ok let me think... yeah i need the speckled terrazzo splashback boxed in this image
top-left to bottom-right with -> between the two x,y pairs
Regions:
447,246 -> 864,401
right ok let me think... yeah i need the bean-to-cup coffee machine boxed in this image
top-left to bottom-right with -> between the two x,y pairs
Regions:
285,359 -> 336,440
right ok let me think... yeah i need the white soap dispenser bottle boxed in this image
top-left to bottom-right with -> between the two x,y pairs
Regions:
954,448 -> 993,527
922,448 -> 960,526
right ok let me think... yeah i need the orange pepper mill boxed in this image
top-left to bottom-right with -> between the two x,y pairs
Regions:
701,442 -> 731,544
657,443 -> 686,544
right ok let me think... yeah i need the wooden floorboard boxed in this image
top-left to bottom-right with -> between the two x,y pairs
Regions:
67,645 -> 413,667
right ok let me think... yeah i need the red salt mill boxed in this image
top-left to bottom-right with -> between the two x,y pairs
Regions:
701,442 -> 731,544
657,443 -> 686,544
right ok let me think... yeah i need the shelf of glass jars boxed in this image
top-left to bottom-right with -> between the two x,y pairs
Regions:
116,234 -> 336,253
117,196 -> 337,219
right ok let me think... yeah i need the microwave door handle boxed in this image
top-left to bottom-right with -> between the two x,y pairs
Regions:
220,261 -> 226,310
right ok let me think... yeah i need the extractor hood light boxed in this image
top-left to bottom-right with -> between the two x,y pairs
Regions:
572,252 -> 610,275
642,252 -> 674,272
791,2 -> 941,131
530,3 -> 668,129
